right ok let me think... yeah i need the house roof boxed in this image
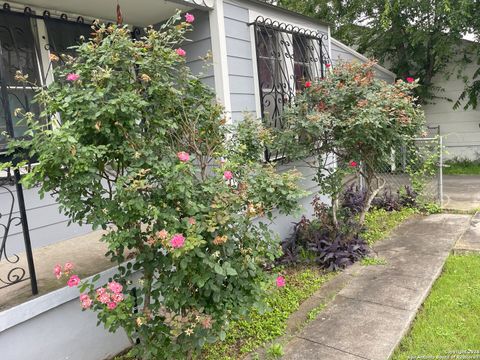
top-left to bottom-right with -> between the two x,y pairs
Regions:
242,0 -> 332,27
331,37 -> 396,78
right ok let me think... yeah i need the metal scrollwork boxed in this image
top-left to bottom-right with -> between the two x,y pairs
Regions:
182,0 -> 215,9
252,16 -> 331,161
0,175 -> 28,289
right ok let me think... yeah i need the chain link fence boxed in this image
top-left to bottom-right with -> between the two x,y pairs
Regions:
357,128 -> 443,207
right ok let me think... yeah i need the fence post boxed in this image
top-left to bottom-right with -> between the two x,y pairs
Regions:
439,136 -> 443,207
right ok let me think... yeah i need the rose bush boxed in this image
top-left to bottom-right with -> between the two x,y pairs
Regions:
277,61 -> 425,226
13,13 -> 304,359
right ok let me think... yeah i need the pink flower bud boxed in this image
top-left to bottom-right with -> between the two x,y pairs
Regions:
107,301 -> 117,310
171,233 -> 186,249
66,73 -> 80,81
185,13 -> 195,23
406,77 -> 415,83
64,262 -> 74,272
67,275 -> 80,287
177,151 -> 190,162
223,171 -> 233,180
176,48 -> 186,57
53,264 -> 62,279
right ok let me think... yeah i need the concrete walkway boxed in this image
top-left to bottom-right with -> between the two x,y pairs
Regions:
453,212 -> 480,253
443,175 -> 480,212
282,213 -> 471,360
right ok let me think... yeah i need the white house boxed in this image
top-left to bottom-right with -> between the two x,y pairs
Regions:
0,1 -> 393,359
422,39 -> 480,160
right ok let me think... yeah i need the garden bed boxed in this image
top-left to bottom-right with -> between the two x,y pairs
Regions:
200,207 -> 420,359
114,206 -> 419,360
392,254 -> 480,359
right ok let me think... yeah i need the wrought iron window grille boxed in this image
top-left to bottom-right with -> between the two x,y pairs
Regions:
250,16 -> 331,162
0,2 -> 102,295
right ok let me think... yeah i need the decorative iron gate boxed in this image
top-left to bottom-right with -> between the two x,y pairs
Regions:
251,16 -> 331,161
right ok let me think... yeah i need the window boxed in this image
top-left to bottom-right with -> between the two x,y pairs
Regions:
253,17 -> 330,161
0,11 -> 42,144
0,8 -> 91,149
293,34 -> 313,89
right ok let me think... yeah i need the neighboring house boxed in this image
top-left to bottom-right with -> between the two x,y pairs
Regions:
422,39 -> 480,160
0,1 -> 393,359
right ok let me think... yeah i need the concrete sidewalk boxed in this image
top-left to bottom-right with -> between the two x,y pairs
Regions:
282,214 -> 471,360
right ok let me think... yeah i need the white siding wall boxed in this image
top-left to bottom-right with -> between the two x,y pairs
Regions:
423,40 -> 480,159
223,0 -> 257,122
0,185 -> 92,255
182,10 -> 215,89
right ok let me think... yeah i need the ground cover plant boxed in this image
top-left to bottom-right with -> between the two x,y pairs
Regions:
10,13 -> 304,360
392,254 -> 480,359
201,267 -> 334,360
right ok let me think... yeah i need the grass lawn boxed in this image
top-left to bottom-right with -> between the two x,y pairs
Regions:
444,160 -> 480,175
392,254 -> 480,359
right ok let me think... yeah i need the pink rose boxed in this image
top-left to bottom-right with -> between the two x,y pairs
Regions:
79,294 -> 93,309
67,274 -> 80,287
406,77 -> 415,83
98,293 -> 111,304
53,264 -> 62,279
223,171 -> 233,180
276,276 -> 286,288
66,73 -> 80,81
112,293 -> 124,303
64,262 -> 74,272
108,281 -> 123,294
96,287 -> 106,296
177,151 -> 190,162
176,48 -> 186,57
325,63 -> 331,68
171,233 -> 185,249
185,13 -> 195,23
349,160 -> 358,168
107,302 -> 117,310
305,81 -> 312,88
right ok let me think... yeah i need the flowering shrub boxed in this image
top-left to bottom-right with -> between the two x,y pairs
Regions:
14,13 -> 303,359
278,61 -> 425,226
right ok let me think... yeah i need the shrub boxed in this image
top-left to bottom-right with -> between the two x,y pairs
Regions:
12,14 -> 304,359
277,61 -> 425,226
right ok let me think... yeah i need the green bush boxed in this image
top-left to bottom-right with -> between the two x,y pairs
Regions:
277,61 -> 425,227
12,14 -> 304,359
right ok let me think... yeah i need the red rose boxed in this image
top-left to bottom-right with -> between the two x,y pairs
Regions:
305,81 -> 312,88
349,160 -> 358,167
406,77 -> 415,83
